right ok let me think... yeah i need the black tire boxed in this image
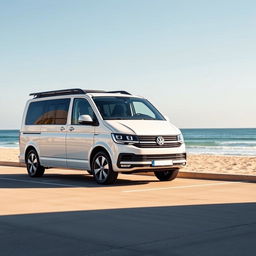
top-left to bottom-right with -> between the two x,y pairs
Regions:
26,149 -> 45,177
154,169 -> 179,181
92,151 -> 118,184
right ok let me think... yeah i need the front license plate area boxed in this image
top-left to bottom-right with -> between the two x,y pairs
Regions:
152,160 -> 173,167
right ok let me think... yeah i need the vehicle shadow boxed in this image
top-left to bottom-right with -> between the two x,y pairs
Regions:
0,171 -> 156,188
0,203 -> 256,256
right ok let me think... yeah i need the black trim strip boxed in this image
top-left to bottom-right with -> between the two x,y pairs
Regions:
22,132 -> 41,135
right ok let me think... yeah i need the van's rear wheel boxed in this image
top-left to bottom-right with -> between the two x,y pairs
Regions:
26,149 -> 45,177
154,169 -> 179,181
92,151 -> 118,185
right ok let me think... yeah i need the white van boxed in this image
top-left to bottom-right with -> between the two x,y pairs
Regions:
19,89 -> 186,184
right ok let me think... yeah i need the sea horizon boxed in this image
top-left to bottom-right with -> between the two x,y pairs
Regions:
0,128 -> 256,156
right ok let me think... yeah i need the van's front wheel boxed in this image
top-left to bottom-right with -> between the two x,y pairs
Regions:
92,151 -> 118,185
154,169 -> 179,181
26,149 -> 45,177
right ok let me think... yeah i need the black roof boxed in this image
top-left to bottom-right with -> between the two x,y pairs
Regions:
29,88 -> 131,98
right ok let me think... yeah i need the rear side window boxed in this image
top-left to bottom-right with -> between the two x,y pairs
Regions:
43,99 -> 70,125
25,99 -> 70,125
25,101 -> 45,125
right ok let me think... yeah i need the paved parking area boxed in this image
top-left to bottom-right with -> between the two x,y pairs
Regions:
0,166 -> 256,255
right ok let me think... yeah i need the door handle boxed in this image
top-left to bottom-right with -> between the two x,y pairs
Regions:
60,127 -> 65,131
69,127 -> 75,132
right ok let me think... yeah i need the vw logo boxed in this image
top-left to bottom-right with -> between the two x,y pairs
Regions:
156,136 -> 165,146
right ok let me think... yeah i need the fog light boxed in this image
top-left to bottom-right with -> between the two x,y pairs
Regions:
121,164 -> 131,168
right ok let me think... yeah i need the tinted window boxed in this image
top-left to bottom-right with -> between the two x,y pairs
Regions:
72,98 -> 96,125
43,99 -> 70,125
93,97 -> 165,120
25,99 -> 70,125
25,101 -> 45,125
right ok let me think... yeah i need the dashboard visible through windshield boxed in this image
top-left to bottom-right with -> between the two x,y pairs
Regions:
93,96 -> 165,120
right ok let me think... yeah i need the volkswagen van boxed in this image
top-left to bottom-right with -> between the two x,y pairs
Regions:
19,89 -> 186,184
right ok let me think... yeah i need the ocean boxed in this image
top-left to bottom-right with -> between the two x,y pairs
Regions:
0,130 -> 19,148
182,128 -> 256,156
0,128 -> 255,156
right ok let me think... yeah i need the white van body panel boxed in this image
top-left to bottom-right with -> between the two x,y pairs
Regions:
104,120 -> 180,135
20,139 -> 41,163
39,124 -> 68,168
66,124 -> 95,169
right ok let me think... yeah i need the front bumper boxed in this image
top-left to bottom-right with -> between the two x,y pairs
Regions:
116,152 -> 187,172
109,140 -> 187,172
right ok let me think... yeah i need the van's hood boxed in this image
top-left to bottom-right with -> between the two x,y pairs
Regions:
104,120 -> 180,135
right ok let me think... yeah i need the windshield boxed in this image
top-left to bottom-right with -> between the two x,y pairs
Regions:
93,96 -> 165,120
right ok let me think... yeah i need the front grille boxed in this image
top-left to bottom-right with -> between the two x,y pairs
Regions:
134,142 -> 182,148
119,153 -> 187,162
135,135 -> 181,148
138,135 -> 178,141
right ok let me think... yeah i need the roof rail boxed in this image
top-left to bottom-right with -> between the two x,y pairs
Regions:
84,90 -> 106,94
29,88 -> 85,98
29,88 -> 131,98
107,90 -> 131,95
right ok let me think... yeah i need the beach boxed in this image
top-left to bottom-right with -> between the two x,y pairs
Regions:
183,154 -> 256,175
0,148 -> 19,162
0,148 -> 255,176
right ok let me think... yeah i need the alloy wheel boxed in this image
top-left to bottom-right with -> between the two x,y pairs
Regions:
27,152 -> 38,175
93,155 -> 109,182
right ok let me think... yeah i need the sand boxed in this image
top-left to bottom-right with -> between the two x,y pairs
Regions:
0,148 -> 19,162
0,148 -> 255,176
183,154 -> 256,176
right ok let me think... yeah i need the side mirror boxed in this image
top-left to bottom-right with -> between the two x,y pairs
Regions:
164,115 -> 170,122
78,115 -> 94,125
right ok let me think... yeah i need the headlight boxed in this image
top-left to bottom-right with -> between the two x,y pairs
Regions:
177,134 -> 184,143
111,133 -> 139,144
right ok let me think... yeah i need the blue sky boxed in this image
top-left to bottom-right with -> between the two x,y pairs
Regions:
0,0 -> 255,129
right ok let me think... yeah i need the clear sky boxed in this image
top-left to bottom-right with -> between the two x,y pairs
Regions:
0,0 -> 255,129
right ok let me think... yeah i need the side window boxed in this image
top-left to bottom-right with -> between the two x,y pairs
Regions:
25,101 -> 45,125
42,99 -> 70,125
72,98 -> 96,125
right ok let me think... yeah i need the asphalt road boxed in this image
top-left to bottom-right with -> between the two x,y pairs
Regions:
0,166 -> 256,256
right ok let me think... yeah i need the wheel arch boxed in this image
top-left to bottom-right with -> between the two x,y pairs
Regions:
24,145 -> 39,162
89,146 -> 112,170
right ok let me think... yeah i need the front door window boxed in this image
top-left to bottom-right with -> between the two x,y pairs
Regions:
72,98 -> 96,125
